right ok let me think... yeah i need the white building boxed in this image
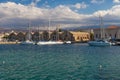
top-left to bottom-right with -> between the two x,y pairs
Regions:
0,33 -> 5,41
93,26 -> 120,40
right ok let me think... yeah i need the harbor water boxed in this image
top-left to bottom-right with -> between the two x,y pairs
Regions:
0,44 -> 120,80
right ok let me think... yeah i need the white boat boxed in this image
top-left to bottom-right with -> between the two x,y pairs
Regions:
37,41 -> 63,45
64,41 -> 72,44
88,40 -> 111,46
88,15 -> 111,46
20,40 -> 34,45
37,17 -> 64,45
20,22 -> 34,45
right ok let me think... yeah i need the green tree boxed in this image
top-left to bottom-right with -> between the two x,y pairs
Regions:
90,33 -> 94,41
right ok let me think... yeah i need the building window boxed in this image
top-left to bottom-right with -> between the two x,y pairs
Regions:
115,33 -> 117,38
87,35 -> 89,38
77,36 -> 79,40
105,33 -> 107,38
96,34 -> 98,38
109,34 -> 112,37
99,34 -> 101,38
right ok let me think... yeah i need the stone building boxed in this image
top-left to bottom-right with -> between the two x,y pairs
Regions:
61,31 -> 90,42
61,31 -> 74,41
50,31 -> 61,41
0,33 -> 5,41
70,31 -> 90,42
2,30 -> 90,42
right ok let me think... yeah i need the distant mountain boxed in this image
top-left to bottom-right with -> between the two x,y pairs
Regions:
62,25 -> 120,31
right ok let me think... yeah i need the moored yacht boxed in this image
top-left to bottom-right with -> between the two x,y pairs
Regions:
64,41 -> 72,44
20,40 -> 34,45
88,15 -> 111,47
88,40 -> 111,46
20,23 -> 34,45
37,41 -> 64,45
37,17 -> 64,45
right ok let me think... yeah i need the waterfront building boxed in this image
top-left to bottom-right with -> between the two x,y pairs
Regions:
32,31 -> 40,41
0,33 -> 5,41
2,30 -> 90,43
93,25 -> 120,40
61,31 -> 90,42
42,31 -> 49,41
50,31 -> 61,41
16,32 -> 25,41
61,31 -> 75,41
70,31 -> 90,42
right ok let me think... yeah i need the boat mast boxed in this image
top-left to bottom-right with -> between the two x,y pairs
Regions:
28,20 -> 31,41
27,4 -> 32,41
48,17 -> 51,40
99,15 -> 104,39
56,24 -> 60,41
38,26 -> 40,41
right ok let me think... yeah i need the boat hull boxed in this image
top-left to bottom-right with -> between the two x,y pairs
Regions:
88,41 -> 111,47
64,41 -> 72,44
37,41 -> 64,45
20,40 -> 34,45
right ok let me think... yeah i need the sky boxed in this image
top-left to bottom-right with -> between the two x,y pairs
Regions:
0,0 -> 120,30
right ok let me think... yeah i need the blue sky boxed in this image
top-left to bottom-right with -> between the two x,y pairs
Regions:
0,0 -> 120,29
0,0 -> 115,13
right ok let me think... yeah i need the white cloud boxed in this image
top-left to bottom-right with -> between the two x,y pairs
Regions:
0,2 -> 120,29
91,0 -> 105,4
42,1 -> 50,8
0,2 -> 87,29
93,5 -> 120,17
74,2 -> 88,9
113,0 -> 120,3
0,2 -> 43,19
68,2 -> 88,10
92,5 -> 120,25
30,0 -> 41,7
51,5 -> 82,19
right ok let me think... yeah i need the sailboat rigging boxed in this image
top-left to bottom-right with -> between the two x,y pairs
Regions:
37,18 -> 63,45
88,15 -> 112,46
20,22 -> 34,45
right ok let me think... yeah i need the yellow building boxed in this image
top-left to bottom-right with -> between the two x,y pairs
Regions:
70,31 -> 90,42
1,30 -> 90,42
61,31 -> 90,42
0,33 -> 4,41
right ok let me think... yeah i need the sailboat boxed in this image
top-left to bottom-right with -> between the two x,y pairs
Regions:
37,26 -> 64,45
64,41 -> 72,44
88,15 -> 112,46
37,18 -> 63,45
64,31 -> 72,44
20,24 -> 34,45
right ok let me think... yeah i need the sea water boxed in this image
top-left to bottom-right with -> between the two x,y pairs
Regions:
0,44 -> 120,80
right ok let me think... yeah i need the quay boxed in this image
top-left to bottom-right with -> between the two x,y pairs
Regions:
0,41 -> 20,44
